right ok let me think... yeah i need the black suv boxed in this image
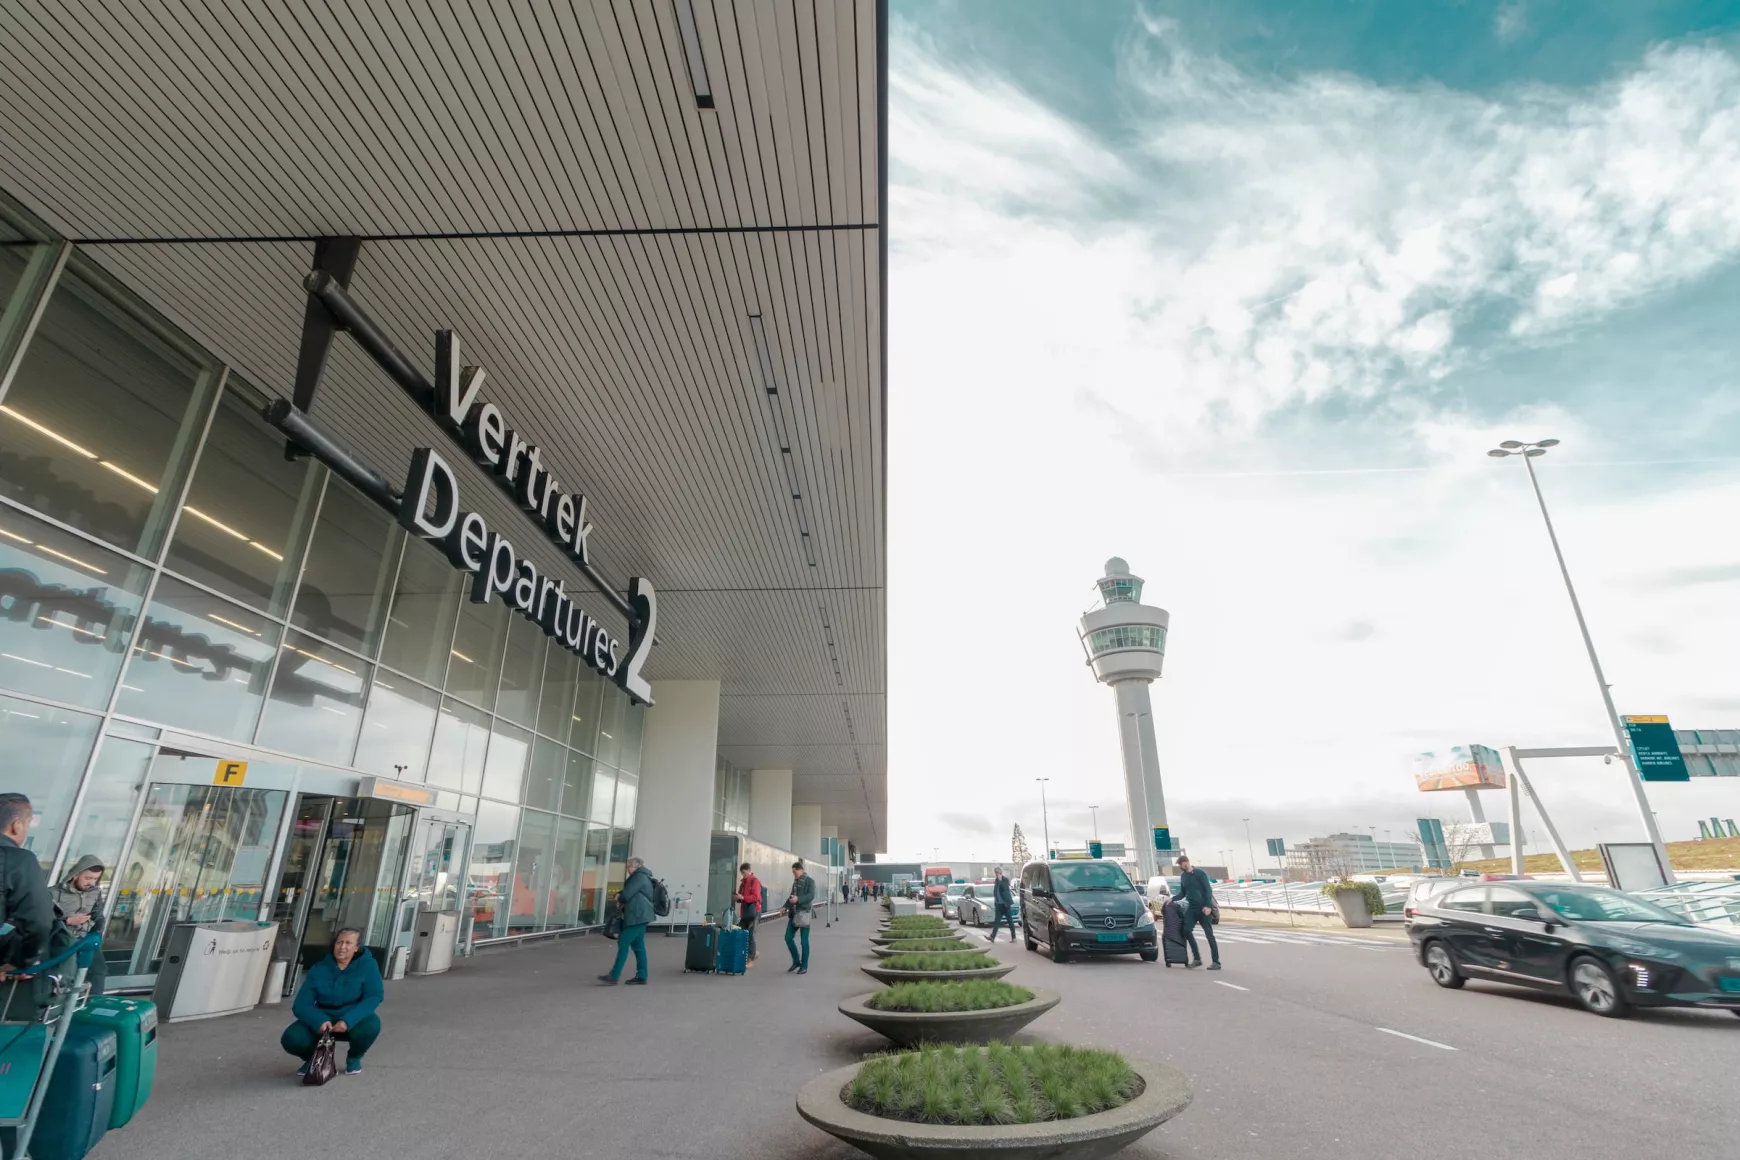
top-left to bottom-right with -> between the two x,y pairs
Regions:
1020,859 -> 1158,963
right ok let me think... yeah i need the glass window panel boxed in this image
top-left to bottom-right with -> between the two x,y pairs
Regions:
428,698 -> 491,794
606,827 -> 632,900
568,668 -> 601,756
162,382 -> 314,614
115,575 -> 279,741
612,772 -> 637,829
548,816 -> 586,931
0,261 -> 215,558
480,720 -> 531,803
618,703 -> 644,776
290,476 -> 395,656
561,750 -> 593,821
524,735 -> 565,812
0,240 -> 58,373
0,694 -> 100,869
256,630 -> 370,764
353,673 -> 440,780
0,507 -> 151,709
446,596 -> 507,711
378,533 -> 462,686
467,800 -> 518,941
509,809 -> 557,933
594,684 -> 623,768
534,639 -> 578,745
578,823 -> 610,925
494,613 -> 544,727
589,764 -> 617,826
57,733 -> 154,883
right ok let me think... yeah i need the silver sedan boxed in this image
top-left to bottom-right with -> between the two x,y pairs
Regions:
955,881 -> 1005,926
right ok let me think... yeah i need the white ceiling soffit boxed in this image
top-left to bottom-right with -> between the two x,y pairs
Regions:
0,0 -> 888,850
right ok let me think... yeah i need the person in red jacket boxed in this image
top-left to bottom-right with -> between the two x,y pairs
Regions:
735,862 -> 763,967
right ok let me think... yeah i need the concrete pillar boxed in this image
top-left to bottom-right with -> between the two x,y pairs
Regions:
749,769 -> 793,849
631,681 -> 720,919
791,804 -> 822,864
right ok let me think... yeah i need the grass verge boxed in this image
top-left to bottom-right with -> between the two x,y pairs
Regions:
866,980 -> 1034,1013
878,952 -> 999,972
845,1043 -> 1139,1125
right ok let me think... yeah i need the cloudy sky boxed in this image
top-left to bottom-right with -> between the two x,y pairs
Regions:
884,0 -> 1740,871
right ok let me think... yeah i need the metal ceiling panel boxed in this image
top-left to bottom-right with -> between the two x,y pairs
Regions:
0,0 -> 886,848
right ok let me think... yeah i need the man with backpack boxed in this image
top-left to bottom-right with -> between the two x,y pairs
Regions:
0,793 -> 56,1020
599,856 -> 661,986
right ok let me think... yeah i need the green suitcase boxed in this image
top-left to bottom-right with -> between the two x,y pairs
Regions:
70,997 -> 156,1130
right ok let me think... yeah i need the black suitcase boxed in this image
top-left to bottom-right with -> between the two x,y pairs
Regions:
1161,901 -> 1190,967
683,923 -> 720,972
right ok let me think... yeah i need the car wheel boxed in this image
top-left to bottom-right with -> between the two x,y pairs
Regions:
1140,949 -> 1159,963
1050,938 -> 1069,964
1423,941 -> 1465,990
1024,926 -> 1038,953
1569,957 -> 1630,1018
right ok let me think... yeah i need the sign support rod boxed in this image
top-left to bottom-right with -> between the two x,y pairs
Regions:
1501,746 -> 1583,881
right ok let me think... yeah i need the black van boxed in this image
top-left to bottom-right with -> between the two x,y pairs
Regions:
1020,859 -> 1158,963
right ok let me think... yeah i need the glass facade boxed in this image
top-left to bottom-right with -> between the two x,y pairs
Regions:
714,755 -> 750,834
1086,624 -> 1166,654
0,201 -> 641,941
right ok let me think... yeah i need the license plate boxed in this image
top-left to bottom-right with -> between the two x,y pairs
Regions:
1096,932 -> 1130,943
1718,977 -> 1740,993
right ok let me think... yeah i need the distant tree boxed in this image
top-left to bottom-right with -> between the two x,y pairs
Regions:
1011,824 -> 1032,867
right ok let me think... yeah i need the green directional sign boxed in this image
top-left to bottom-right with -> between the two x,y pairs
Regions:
1265,838 -> 1286,857
1152,826 -> 1172,852
1623,715 -> 1690,782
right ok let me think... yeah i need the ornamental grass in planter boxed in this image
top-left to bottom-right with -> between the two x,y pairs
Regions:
884,918 -> 951,932
879,952 -> 998,972
847,1043 -> 1140,1126
880,938 -> 974,952
866,980 -> 1033,1013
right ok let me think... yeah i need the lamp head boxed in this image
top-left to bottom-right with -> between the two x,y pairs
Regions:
1524,447 -> 1547,457
1499,440 -> 1525,449
1487,449 -> 1512,458
1535,438 -> 1560,448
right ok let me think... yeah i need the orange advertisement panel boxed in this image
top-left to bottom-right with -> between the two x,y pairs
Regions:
1414,744 -> 1507,791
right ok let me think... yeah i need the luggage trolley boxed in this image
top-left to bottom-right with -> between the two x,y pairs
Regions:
0,931 -> 102,1160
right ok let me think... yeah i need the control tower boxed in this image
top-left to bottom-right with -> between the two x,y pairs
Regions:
1078,558 -> 1171,882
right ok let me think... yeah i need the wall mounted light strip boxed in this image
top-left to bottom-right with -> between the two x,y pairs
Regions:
672,0 -> 715,109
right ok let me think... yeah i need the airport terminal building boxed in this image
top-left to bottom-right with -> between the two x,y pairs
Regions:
0,1 -> 885,993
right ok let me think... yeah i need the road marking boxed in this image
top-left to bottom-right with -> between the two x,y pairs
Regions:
1214,980 -> 1249,991
1375,1027 -> 1456,1051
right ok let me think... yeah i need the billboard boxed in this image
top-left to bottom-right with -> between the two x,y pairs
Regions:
1444,821 -> 1511,849
1416,818 -> 1451,870
1415,744 -> 1507,792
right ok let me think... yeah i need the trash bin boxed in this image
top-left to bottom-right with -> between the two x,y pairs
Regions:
409,911 -> 459,976
152,921 -> 278,1023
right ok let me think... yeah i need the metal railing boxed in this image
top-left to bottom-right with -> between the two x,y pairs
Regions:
1209,881 -> 1411,915
1638,880 -> 1740,928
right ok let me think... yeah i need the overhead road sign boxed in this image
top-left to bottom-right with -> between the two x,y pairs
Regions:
1622,716 -> 1690,782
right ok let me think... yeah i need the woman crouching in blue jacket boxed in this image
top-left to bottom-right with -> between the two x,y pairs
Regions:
281,928 -> 383,1076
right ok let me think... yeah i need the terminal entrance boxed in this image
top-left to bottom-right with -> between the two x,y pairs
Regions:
101,745 -> 447,995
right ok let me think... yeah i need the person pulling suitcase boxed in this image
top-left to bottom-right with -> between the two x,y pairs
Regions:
735,862 -> 762,968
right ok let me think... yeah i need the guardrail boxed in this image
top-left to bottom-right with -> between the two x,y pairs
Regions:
1638,880 -> 1740,928
1209,882 -> 1410,915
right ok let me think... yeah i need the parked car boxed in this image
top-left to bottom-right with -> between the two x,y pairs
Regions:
1409,880 -> 1740,1018
1402,874 -> 1530,922
956,880 -> 1001,926
1144,876 -> 1182,915
941,881 -> 970,920
1021,859 -> 1158,963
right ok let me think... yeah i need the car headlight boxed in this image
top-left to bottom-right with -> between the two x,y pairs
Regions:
1608,937 -> 1681,960
1135,908 -> 1155,929
1054,910 -> 1082,928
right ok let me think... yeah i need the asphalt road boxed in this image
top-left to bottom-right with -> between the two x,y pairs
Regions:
958,918 -> 1740,1159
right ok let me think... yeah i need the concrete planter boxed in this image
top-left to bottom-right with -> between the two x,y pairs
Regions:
837,989 -> 1060,1046
871,943 -> 981,959
873,933 -> 966,947
796,1052 -> 1192,1160
861,963 -> 1015,986
1328,889 -> 1373,929
891,899 -> 921,916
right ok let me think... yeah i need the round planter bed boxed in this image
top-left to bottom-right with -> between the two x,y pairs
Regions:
838,988 -> 1060,1046
871,943 -> 982,959
862,962 -> 1015,985
796,1049 -> 1192,1160
872,933 -> 966,946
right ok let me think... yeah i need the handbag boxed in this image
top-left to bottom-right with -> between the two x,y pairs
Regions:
603,911 -> 623,940
302,1033 -> 338,1087
792,905 -> 813,929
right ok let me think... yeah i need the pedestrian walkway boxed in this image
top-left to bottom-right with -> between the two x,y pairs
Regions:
112,904 -> 892,1160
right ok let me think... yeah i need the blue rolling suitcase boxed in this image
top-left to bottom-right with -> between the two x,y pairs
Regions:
715,927 -> 749,976
9,1022 -> 117,1160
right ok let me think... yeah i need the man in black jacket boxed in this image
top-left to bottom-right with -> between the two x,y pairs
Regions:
0,793 -> 57,1018
989,868 -> 1017,943
1172,856 -> 1221,970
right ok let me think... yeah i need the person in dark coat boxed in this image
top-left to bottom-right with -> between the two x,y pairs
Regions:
600,856 -> 655,985
989,868 -> 1017,943
281,928 -> 384,1075
0,793 -> 55,1021
1172,856 -> 1221,969
783,862 -> 816,974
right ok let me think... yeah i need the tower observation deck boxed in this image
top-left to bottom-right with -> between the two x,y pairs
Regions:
1078,558 -> 1172,881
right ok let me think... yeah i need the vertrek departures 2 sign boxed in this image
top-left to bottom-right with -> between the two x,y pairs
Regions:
277,272 -> 656,705
398,331 -> 655,704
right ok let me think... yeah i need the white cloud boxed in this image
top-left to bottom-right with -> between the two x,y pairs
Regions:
1495,2 -> 1529,45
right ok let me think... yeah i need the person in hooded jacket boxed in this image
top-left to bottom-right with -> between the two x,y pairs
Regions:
50,854 -> 107,994
281,927 -> 384,1076
599,856 -> 655,985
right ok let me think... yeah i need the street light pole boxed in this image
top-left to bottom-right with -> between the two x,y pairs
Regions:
1036,778 -> 1052,856
1489,438 -> 1675,882
1089,805 -> 1100,839
1242,818 -> 1256,879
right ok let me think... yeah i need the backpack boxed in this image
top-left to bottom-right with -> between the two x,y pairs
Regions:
652,877 -> 671,917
